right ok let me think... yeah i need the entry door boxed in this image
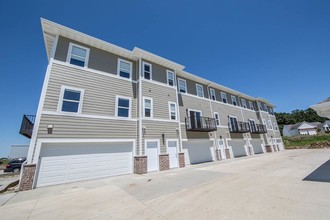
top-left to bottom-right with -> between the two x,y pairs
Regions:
190,110 -> 202,129
168,140 -> 178,168
218,140 -> 225,159
146,141 -> 159,172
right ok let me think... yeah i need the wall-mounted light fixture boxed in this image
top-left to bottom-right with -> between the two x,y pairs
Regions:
176,128 -> 179,137
47,125 -> 53,134
219,135 -> 222,139
162,133 -> 165,144
142,127 -> 146,137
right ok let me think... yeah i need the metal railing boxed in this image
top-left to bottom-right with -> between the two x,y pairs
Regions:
250,124 -> 267,134
19,115 -> 36,139
185,116 -> 217,132
228,121 -> 250,133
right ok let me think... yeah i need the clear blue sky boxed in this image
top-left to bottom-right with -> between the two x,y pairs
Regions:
0,0 -> 329,157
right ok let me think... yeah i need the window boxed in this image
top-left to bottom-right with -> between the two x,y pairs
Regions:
269,108 -> 274,115
258,102 -> 263,111
214,112 -> 220,126
178,78 -> 187,93
268,120 -> 273,130
249,119 -> 256,131
167,70 -> 175,86
118,59 -> 132,79
67,43 -> 89,67
143,97 -> 153,118
143,62 -> 152,80
196,84 -> 204,97
264,104 -> 268,112
274,122 -> 278,131
59,86 -> 83,113
221,92 -> 227,103
231,95 -> 237,106
249,101 -> 255,111
241,99 -> 247,108
262,119 -> 267,128
210,88 -> 216,101
169,102 -> 177,120
116,96 -> 131,118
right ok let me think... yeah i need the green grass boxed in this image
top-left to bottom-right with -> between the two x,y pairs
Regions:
284,133 -> 330,148
0,158 -> 9,165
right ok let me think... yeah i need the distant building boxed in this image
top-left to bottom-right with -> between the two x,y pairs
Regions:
8,145 -> 29,159
323,120 -> 330,132
283,121 -> 321,137
311,97 -> 330,119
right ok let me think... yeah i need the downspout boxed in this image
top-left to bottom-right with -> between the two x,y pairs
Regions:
257,100 -> 269,149
174,70 -> 183,152
207,84 -> 219,161
138,58 -> 143,156
238,94 -> 250,155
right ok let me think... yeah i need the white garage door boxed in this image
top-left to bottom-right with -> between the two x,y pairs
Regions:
182,141 -> 214,165
36,142 -> 133,187
250,139 -> 264,154
228,139 -> 247,157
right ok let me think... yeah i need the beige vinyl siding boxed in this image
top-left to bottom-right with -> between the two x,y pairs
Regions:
211,102 -> 243,126
180,127 -> 211,140
54,36 -> 138,80
142,120 -> 179,154
142,80 -> 177,119
37,114 -> 137,139
43,63 -> 137,118
142,59 -> 173,85
241,108 -> 260,123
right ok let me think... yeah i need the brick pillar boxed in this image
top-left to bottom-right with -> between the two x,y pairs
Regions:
19,164 -> 36,191
265,145 -> 272,153
215,149 -> 222,161
134,156 -> 147,174
248,146 -> 254,155
159,154 -> 170,171
225,149 -> 231,159
178,152 -> 185,168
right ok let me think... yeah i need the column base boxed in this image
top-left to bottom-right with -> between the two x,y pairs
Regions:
159,154 -> 170,171
134,156 -> 147,174
179,152 -> 185,168
19,164 -> 36,191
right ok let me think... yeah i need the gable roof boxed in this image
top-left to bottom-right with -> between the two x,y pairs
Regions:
318,97 -> 330,104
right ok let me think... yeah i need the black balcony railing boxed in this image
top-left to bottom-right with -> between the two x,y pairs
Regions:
250,124 -> 267,134
229,121 -> 250,133
19,115 -> 36,139
185,116 -> 217,132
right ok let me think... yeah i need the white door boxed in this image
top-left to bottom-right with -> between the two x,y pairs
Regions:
37,142 -> 133,187
182,141 -> 214,165
146,140 -> 159,172
168,140 -> 178,168
218,140 -> 226,159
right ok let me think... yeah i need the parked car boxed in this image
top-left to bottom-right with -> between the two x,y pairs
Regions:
4,158 -> 26,173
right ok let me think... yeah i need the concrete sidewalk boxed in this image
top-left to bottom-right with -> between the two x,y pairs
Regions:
1,149 -> 330,219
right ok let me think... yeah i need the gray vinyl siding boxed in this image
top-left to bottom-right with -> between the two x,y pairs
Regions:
180,127 -> 211,140
142,120 -> 179,154
142,59 -> 173,85
37,114 -> 137,139
54,36 -> 138,81
44,63 -> 137,118
179,77 -> 209,99
141,81 -> 177,119
241,108 -> 260,123
211,102 -> 243,126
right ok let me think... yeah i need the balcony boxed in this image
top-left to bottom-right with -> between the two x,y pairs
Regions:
229,121 -> 250,133
250,124 -> 267,134
185,116 -> 217,132
19,115 -> 36,139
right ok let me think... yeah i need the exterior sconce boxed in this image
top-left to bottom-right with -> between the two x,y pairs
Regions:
47,125 -> 53,134
176,128 -> 179,137
142,127 -> 146,136
219,135 -> 222,139
162,133 -> 165,144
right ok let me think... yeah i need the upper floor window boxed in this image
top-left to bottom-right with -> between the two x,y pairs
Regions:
249,101 -> 255,111
269,107 -> 274,115
262,119 -> 267,128
59,86 -> 84,113
241,99 -> 247,108
167,71 -> 175,86
274,122 -> 278,131
196,84 -> 204,97
118,59 -> 132,79
264,104 -> 268,112
258,102 -> 263,111
143,97 -> 153,118
169,102 -> 177,120
178,78 -> 187,93
221,92 -> 227,103
143,62 -> 152,80
231,95 -> 237,106
116,96 -> 131,118
268,120 -> 273,130
67,43 -> 90,67
214,112 -> 220,126
210,88 -> 216,101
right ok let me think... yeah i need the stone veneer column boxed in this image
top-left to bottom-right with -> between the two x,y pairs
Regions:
19,164 -> 36,191
134,156 -> 147,174
159,154 -> 170,171
178,152 -> 185,168
265,145 -> 272,153
225,149 -> 231,159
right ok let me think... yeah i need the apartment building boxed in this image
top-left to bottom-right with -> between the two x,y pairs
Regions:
19,19 -> 283,190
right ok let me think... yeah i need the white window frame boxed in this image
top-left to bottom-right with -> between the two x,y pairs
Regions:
117,58 -> 132,79
210,88 -> 216,101
115,95 -> 132,118
274,122 -> 278,131
142,62 -> 152,80
241,99 -> 247,108
178,78 -> 187,93
231,95 -> 237,106
196,84 -> 204,97
66,43 -> 90,68
143,97 -> 153,118
264,104 -> 268,112
258,102 -> 263,111
214,112 -> 220,127
168,102 -> 177,120
249,101 -> 255,110
268,120 -> 273,130
58,86 -> 84,114
262,119 -> 267,128
221,92 -> 227,103
167,70 -> 175,86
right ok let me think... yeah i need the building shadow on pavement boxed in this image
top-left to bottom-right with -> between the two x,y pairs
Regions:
303,159 -> 330,183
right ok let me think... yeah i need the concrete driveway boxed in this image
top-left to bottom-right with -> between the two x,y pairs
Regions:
1,149 -> 330,219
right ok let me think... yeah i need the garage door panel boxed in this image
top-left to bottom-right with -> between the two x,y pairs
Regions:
250,140 -> 263,154
183,141 -> 214,165
37,142 -> 133,187
228,140 -> 247,157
